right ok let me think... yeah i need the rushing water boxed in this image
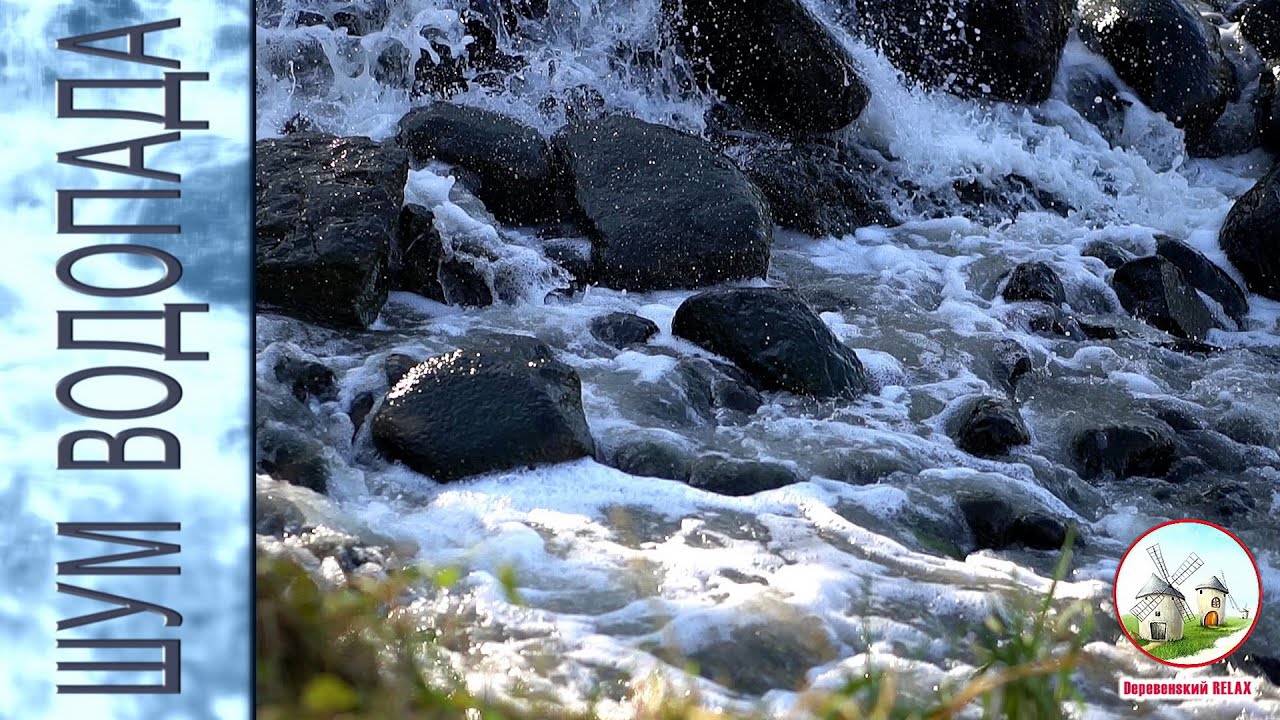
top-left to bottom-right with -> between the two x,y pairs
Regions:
255,1 -> 1280,717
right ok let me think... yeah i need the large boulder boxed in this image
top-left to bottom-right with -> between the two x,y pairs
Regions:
1112,256 -> 1220,341
1078,0 -> 1235,142
1154,236 -> 1249,326
256,133 -> 408,327
371,334 -> 595,482
396,103 -> 557,225
854,0 -> 1073,104
1238,0 -> 1280,58
672,287 -> 869,399
1220,163 -> 1280,300
553,116 -> 772,291
665,0 -> 869,134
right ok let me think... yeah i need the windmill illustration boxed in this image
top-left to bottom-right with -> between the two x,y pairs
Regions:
1130,544 -> 1202,642
1213,567 -> 1252,622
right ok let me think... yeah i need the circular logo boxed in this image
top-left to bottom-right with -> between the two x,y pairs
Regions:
1113,519 -> 1262,667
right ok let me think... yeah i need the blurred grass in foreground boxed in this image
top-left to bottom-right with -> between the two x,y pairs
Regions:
257,529 -> 1091,719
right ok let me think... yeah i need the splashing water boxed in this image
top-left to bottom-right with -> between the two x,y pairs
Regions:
255,0 -> 1280,717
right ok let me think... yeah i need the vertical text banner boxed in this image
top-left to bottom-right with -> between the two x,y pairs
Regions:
0,1 -> 252,719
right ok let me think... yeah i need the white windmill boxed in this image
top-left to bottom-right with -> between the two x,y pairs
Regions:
1130,544 -> 1203,642
1219,567 -> 1252,622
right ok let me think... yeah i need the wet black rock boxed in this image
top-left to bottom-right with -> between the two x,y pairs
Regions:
951,397 -> 1031,457
1020,303 -> 1086,340
413,41 -> 468,99
553,116 -> 772,291
1063,63 -> 1133,142
281,113 -> 318,135
1072,421 -> 1179,480
1198,482 -> 1257,521
1216,409 -> 1279,450
601,436 -> 696,482
739,142 -> 893,237
1078,319 -> 1124,340
255,134 -> 408,327
1079,0 -> 1234,142
1165,456 -> 1212,484
1220,163 -> 1280,300
461,10 -> 526,88
1259,63 -> 1280,152
1157,338 -> 1224,355
957,494 -> 1068,551
990,337 -> 1033,395
372,335 -> 595,481
688,455 -> 803,497
666,0 -> 869,134
396,103 -> 558,225
676,357 -> 766,418
1008,514 -> 1071,550
348,392 -> 375,439
1239,0 -> 1280,58
1112,256 -> 1219,341
438,256 -> 494,307
542,238 -> 593,287
540,85 -> 608,125
274,356 -> 338,404
257,424 -> 329,494
925,174 -> 1073,222
1154,236 -> 1249,326
855,0 -> 1073,104
672,287 -> 869,399
1082,240 -> 1136,270
394,204 -> 447,302
1002,261 -> 1067,306
294,10 -> 327,28
590,312 -> 659,348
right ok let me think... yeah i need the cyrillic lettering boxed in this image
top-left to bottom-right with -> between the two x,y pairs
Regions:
57,191 -> 180,235
56,522 -> 180,575
56,244 -> 182,294
56,366 -> 182,419
57,583 -> 183,630
57,133 -> 182,183
56,19 -> 182,69
56,73 -> 210,129
58,304 -> 209,360
56,639 -> 180,694
58,428 -> 180,470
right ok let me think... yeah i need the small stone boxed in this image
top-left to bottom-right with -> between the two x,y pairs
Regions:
1002,261 -> 1067,306
590,312 -> 659,348
952,397 -> 1031,458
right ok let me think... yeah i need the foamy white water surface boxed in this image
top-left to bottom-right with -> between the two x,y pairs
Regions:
254,0 -> 1280,716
